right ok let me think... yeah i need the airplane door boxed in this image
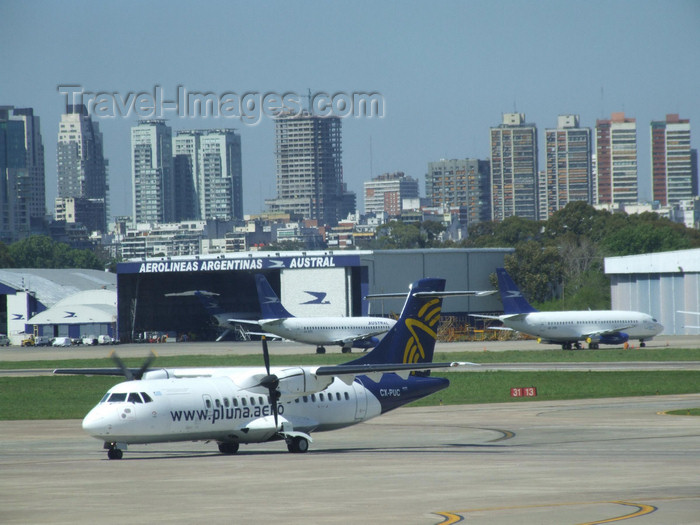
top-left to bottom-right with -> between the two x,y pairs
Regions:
352,379 -> 367,421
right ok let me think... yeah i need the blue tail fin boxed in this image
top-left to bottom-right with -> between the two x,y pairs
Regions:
255,274 -> 294,319
346,278 -> 445,365
495,268 -> 537,314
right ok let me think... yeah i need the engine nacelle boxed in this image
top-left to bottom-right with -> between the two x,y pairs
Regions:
587,332 -> 629,346
352,337 -> 380,349
277,368 -> 334,399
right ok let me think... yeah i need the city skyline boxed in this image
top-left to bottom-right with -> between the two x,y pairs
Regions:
1,1 -> 699,221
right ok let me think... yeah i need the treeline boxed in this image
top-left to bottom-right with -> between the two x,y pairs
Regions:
361,202 -> 700,309
0,235 -> 109,271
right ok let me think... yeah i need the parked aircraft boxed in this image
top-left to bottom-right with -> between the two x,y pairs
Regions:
232,274 -> 397,353
477,268 -> 663,349
55,278 -> 477,459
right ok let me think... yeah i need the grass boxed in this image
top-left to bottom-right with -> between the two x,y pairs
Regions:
2,347 -> 700,371
2,371 -> 699,420
665,408 -> 700,416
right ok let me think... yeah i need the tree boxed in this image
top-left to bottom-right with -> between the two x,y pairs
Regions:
0,242 -> 15,268
503,241 -> 564,304
7,236 -> 103,269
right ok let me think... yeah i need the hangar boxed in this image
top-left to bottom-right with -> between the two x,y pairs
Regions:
0,269 -> 117,344
605,247 -> 700,335
116,248 -> 512,342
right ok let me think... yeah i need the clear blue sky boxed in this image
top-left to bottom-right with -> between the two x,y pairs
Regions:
2,0 -> 699,219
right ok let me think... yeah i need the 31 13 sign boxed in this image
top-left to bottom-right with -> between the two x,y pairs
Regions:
510,387 -> 537,397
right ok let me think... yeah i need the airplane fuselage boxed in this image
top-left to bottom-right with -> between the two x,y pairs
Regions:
259,317 -> 396,346
82,368 -> 446,447
503,310 -> 663,343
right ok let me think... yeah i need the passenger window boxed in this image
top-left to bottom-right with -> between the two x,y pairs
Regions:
215,399 -> 221,408
232,398 -> 238,407
241,398 -> 247,406
141,392 -> 153,403
303,396 -> 308,403
311,394 -> 316,402
224,398 -> 229,408
108,393 -> 127,402
205,399 -> 212,409
259,396 -> 264,405
344,392 -> 349,400
319,393 -> 324,401
295,398 -> 300,403
336,393 -> 341,401
250,397 -> 256,406
128,392 -> 142,403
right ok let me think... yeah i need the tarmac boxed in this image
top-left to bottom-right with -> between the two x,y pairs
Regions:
1,395 -> 699,524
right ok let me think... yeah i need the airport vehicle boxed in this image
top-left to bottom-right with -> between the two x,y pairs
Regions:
52,337 -> 72,347
231,274 -> 397,353
54,278 -> 476,459
479,268 -> 664,349
0,334 -> 9,346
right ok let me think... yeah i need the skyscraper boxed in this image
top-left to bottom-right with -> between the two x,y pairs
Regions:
131,120 -> 173,224
11,108 -> 45,229
595,112 -> 638,205
490,113 -> 538,221
364,172 -> 419,216
266,111 -> 352,226
651,114 -> 694,205
426,159 -> 491,224
543,115 -> 592,218
172,131 -> 200,221
57,104 -> 108,232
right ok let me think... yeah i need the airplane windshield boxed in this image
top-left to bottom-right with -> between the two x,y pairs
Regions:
107,393 -> 127,402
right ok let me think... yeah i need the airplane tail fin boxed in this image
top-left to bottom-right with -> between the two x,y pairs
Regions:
193,291 -> 226,316
496,267 -> 537,314
255,274 -> 294,319
346,278 -> 445,366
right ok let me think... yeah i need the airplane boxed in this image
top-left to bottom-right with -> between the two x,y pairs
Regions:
164,290 -> 256,342
476,267 -> 664,350
232,274 -> 398,353
54,277 -> 478,460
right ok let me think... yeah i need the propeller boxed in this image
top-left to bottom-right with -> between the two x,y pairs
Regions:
110,350 -> 157,380
259,337 -> 281,429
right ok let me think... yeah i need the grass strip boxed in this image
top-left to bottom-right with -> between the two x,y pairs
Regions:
1,371 -> 698,420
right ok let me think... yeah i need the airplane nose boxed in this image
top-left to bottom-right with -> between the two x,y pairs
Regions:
82,405 -> 118,437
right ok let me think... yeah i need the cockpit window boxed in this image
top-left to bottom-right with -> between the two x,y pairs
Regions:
100,393 -> 110,403
141,392 -> 153,403
107,393 -> 127,403
128,392 -> 143,403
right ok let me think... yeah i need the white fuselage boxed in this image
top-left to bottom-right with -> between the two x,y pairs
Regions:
503,310 -> 663,342
259,317 -> 396,346
82,368 -> 381,446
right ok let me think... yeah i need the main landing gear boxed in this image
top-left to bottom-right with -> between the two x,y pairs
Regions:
316,346 -> 326,354
561,342 -> 583,350
286,435 -> 309,453
218,442 -> 240,454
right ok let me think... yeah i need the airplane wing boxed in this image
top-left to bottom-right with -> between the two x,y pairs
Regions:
583,325 -> 635,338
311,361 -> 480,383
228,318 -> 262,325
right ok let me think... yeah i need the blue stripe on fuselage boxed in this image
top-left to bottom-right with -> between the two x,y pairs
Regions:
360,374 -> 450,413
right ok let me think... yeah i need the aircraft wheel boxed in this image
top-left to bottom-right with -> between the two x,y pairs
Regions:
640,341 -> 646,347
316,346 -> 326,354
287,436 -> 309,453
218,442 -> 239,454
341,347 -> 351,353
107,448 -> 123,460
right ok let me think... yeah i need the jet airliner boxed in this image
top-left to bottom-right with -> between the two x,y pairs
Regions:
478,268 -> 663,350
55,278 -> 477,459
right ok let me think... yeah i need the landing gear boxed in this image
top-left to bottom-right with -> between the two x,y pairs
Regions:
640,341 -> 646,347
341,347 -> 351,354
286,436 -> 309,453
316,346 -> 326,354
562,342 -> 572,350
218,442 -> 239,455
588,342 -> 600,349
107,446 -> 123,460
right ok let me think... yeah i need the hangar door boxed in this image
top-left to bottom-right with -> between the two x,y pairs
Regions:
280,268 -> 350,317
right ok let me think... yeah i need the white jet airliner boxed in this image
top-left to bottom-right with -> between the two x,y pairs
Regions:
232,274 -> 397,353
55,278 -> 478,459
478,268 -> 664,350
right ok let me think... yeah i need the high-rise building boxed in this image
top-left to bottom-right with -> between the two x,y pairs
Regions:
173,129 -> 243,222
651,114 -> 694,205
490,113 -> 538,221
266,111 -> 352,226
595,112 -> 638,205
543,115 -> 592,218
426,159 -> 491,224
131,119 -> 173,224
364,172 -> 419,216
11,108 -> 45,229
56,104 -> 108,232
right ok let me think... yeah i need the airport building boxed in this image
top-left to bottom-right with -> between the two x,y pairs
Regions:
115,248 -> 511,342
605,247 -> 700,335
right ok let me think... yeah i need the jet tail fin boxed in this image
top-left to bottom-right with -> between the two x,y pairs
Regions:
346,278 -> 445,366
255,274 -> 294,319
496,268 -> 537,314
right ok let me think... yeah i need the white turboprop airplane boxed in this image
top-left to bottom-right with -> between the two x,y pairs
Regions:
231,274 -> 397,353
476,268 -> 664,350
55,278 -> 478,459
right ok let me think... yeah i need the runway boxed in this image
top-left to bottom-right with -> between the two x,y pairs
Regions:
2,395 -> 699,524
